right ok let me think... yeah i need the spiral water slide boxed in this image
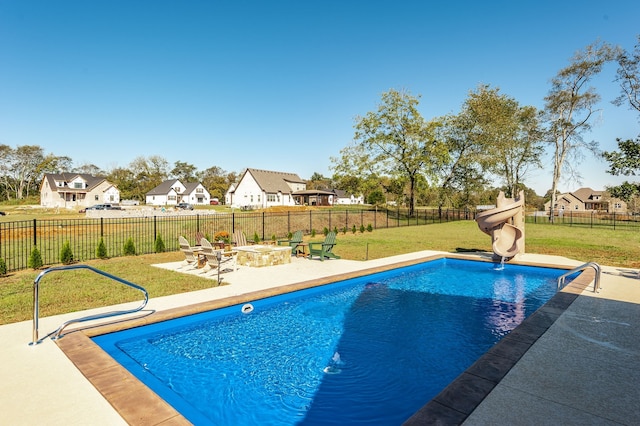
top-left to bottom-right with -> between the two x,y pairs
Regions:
476,191 -> 524,259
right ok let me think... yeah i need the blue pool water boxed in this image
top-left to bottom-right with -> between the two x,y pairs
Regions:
94,258 -> 567,425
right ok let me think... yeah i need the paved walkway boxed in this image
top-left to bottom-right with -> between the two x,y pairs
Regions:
1,252 -> 638,425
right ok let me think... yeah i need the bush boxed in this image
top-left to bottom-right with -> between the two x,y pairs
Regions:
253,232 -> 260,244
28,246 -> 43,269
323,227 -> 329,236
123,238 -> 137,256
359,224 -> 365,233
96,238 -> 108,259
154,235 -> 166,253
214,231 -> 230,243
311,229 -> 316,238
60,241 -> 74,265
342,226 -> 347,234
352,225 -> 357,234
367,224 -> 373,232
0,257 -> 6,276
287,231 -> 293,240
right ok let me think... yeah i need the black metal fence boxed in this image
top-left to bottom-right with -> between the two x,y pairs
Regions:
526,210 -> 640,230
0,207 -> 473,273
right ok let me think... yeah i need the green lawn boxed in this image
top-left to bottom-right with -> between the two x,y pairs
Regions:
2,220 -> 638,325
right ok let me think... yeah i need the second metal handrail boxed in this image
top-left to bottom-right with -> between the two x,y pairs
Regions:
30,264 -> 149,345
557,261 -> 601,293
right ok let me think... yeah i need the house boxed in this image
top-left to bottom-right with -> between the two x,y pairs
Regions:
544,187 -> 627,214
331,189 -> 364,205
227,168 -> 306,209
145,179 -> 211,206
40,173 -> 120,209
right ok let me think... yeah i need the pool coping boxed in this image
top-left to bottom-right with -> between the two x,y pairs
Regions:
55,253 -> 594,425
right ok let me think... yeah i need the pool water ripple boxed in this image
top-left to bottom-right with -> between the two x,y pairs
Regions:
95,258 -> 565,425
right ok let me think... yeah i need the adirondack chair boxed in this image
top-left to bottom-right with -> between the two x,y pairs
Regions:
232,230 -> 248,247
277,230 -> 303,254
308,231 -> 340,261
200,237 -> 237,272
178,236 -> 204,271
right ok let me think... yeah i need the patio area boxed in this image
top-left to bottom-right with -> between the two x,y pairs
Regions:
1,251 -> 639,425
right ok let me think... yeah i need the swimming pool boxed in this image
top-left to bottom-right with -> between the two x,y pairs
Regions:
92,257 -> 571,425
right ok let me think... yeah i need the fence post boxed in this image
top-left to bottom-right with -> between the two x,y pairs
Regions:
232,212 -> 235,233
374,206 -> 377,229
153,216 -> 157,242
287,211 -> 291,235
262,211 -> 265,240
329,210 -> 332,231
33,219 -> 37,246
196,214 -> 200,233
100,217 -> 104,237
613,211 -> 616,230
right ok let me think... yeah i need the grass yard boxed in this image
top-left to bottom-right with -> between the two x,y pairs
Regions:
2,220 -> 638,325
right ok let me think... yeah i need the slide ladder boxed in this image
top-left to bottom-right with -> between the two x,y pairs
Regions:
30,264 -> 149,345
557,262 -> 602,293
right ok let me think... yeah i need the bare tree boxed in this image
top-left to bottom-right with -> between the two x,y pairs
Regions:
543,41 -> 619,221
614,35 -> 640,115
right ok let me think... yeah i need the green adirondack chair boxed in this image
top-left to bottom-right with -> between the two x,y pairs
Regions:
277,230 -> 303,254
308,231 -> 340,261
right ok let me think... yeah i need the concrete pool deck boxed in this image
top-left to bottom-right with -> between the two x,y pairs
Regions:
1,251 -> 639,425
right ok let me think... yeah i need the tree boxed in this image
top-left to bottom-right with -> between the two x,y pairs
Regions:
333,89 -> 447,216
614,35 -> 640,115
198,166 -> 232,201
127,156 -> 169,201
171,161 -> 198,182
0,145 -> 48,199
603,36 -> 640,203
543,41 -> 619,221
457,85 -> 544,198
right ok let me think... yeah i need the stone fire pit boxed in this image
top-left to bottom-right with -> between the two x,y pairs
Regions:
235,245 -> 292,267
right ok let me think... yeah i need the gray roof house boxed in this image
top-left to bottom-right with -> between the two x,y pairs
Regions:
543,187 -> 628,214
145,179 -> 211,206
227,168 -> 306,209
40,173 -> 120,209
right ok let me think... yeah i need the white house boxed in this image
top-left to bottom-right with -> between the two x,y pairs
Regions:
40,173 -> 120,209
145,179 -> 211,206
332,189 -> 364,205
227,168 -> 306,209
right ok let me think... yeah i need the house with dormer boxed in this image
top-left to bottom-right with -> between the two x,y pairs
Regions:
40,173 -> 120,209
145,179 -> 211,206
544,187 -> 627,214
227,168 -> 306,209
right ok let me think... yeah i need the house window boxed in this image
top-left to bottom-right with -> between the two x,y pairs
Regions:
74,182 -> 83,189
196,188 -> 203,193
615,203 -> 622,209
250,195 -> 254,202
268,194 -> 276,202
574,205 -> 579,210
257,195 -> 261,202
95,195 -> 99,201
169,195 -> 176,201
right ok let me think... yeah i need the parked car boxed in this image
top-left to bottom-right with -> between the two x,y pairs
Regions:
79,204 -> 121,213
176,202 -> 194,210
0,211 -> 6,216
210,198 -> 219,205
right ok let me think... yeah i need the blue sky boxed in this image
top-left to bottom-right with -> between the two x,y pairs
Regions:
1,1 -> 639,196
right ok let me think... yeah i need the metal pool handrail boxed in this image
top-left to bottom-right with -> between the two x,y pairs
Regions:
557,262 -> 601,293
30,264 -> 149,345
